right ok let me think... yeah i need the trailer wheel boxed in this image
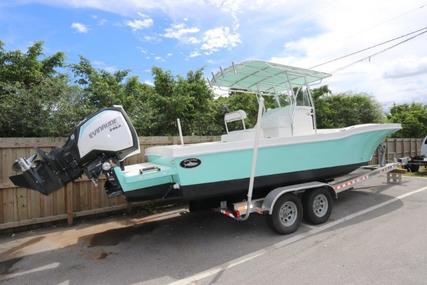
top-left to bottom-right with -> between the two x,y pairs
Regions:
267,193 -> 302,235
407,164 -> 419,173
303,188 -> 332,225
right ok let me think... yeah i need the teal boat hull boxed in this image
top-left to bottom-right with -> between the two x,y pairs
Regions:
115,128 -> 396,202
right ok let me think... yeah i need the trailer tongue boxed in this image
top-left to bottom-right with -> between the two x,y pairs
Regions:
9,106 -> 140,195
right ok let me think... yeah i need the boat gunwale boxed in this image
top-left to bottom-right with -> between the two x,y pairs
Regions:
145,123 -> 401,158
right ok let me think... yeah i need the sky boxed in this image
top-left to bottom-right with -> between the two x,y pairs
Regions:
0,0 -> 426,107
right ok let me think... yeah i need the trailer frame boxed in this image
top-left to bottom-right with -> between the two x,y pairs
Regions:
215,162 -> 401,234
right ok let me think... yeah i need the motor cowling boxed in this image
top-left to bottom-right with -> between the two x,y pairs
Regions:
9,106 -> 140,195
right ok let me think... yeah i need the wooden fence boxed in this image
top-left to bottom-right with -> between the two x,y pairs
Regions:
0,137 -> 423,230
0,136 -> 218,230
371,138 -> 423,164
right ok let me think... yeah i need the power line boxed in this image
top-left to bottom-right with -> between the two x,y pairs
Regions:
332,29 -> 427,73
311,26 -> 427,69
343,3 -> 426,41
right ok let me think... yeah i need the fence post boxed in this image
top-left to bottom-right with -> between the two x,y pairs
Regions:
385,138 -> 389,162
65,183 -> 74,225
394,138 -> 402,158
415,139 -> 419,155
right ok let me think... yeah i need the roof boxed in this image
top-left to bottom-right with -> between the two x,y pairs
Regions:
210,60 -> 331,95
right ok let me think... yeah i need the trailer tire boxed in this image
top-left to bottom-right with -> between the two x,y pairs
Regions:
267,193 -> 302,235
303,187 -> 332,225
407,164 -> 420,173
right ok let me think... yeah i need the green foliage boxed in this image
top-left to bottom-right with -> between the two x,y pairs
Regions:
387,103 -> 427,138
214,92 -> 276,131
0,41 -> 76,136
0,41 -> 64,87
148,67 -> 218,135
0,42 -> 221,137
71,56 -> 131,109
0,41 -> 420,138
313,88 -> 384,128
215,93 -> 259,130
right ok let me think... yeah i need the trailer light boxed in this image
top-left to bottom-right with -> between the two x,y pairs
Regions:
102,162 -> 112,171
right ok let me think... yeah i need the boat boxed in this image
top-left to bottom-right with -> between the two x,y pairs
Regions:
9,60 -> 401,204
114,61 -> 401,202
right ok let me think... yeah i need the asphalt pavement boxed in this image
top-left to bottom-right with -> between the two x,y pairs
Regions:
1,175 -> 427,285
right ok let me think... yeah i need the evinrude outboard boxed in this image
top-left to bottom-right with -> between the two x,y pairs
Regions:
10,106 -> 139,196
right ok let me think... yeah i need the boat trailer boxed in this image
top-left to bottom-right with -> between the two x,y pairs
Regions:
214,162 -> 403,234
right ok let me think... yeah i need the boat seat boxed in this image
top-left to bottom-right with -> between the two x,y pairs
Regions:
221,105 -> 316,142
222,109 -> 256,142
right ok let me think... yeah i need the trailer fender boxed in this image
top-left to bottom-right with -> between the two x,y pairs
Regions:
262,181 -> 334,215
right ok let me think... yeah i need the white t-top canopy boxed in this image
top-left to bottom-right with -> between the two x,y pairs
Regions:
210,60 -> 331,95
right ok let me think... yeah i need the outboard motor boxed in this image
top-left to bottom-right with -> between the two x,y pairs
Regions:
9,106 -> 140,196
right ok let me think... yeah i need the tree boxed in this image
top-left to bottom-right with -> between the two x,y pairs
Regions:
0,41 -> 64,87
213,91 -> 277,133
149,67 -> 218,135
71,56 -> 131,110
0,41 -> 75,137
214,86 -> 383,133
312,87 -> 384,128
214,92 -> 259,131
70,57 -> 168,136
71,61 -> 219,136
0,41 -> 419,139
387,103 -> 427,138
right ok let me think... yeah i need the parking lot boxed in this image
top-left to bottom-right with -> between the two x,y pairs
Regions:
1,175 -> 427,285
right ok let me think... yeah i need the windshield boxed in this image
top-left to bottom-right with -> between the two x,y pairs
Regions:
274,94 -> 292,108
296,88 -> 312,107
